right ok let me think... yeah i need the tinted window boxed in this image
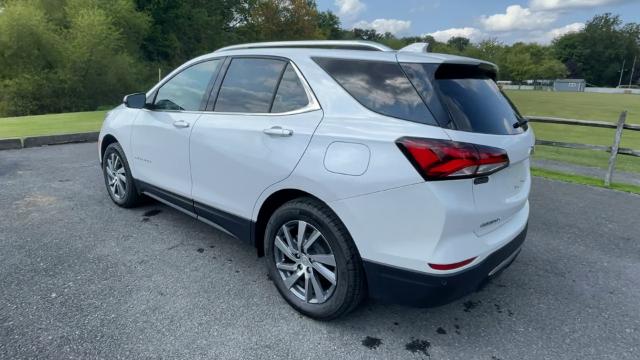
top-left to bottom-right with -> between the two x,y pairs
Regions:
402,63 -> 526,135
215,58 -> 286,113
271,64 -> 309,113
313,58 -> 436,125
154,60 -> 220,111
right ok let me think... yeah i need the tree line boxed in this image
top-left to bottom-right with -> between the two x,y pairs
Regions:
0,0 -> 638,117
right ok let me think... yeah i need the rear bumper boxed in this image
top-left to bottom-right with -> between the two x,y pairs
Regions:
363,224 -> 527,307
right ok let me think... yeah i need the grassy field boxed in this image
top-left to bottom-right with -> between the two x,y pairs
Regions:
0,111 -> 107,139
504,90 -> 640,174
504,90 -> 640,124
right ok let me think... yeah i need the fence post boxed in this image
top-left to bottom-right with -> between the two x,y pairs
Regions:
604,110 -> 627,187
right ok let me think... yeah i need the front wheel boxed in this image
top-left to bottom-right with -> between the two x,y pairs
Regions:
264,198 -> 366,320
102,142 -> 142,208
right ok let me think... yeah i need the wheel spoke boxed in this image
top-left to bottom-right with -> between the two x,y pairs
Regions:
309,270 -> 325,302
275,236 -> 296,261
303,229 -> 321,252
283,270 -> 303,289
312,262 -> 336,284
117,174 -> 127,183
276,262 -> 298,272
282,225 -> 295,252
309,253 -> 335,267
116,181 -> 125,197
304,272 -> 311,302
296,221 -> 307,252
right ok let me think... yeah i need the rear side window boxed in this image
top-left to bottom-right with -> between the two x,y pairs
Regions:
215,58 -> 286,113
313,58 -> 437,125
154,59 -> 221,111
271,64 -> 309,113
401,63 -> 526,135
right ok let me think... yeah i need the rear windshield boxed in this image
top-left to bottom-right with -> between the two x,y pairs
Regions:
401,63 -> 527,135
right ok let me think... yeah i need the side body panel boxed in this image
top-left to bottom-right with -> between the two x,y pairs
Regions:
98,105 -> 139,167
130,110 -> 200,199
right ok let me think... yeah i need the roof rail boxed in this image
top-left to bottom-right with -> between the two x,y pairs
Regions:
215,40 -> 393,52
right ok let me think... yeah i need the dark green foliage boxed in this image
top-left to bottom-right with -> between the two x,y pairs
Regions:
0,1 -> 638,117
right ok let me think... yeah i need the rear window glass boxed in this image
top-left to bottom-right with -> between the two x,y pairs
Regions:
401,63 -> 526,135
271,64 -> 309,113
313,58 -> 437,125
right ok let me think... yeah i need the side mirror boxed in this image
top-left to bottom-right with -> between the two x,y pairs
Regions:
123,93 -> 146,109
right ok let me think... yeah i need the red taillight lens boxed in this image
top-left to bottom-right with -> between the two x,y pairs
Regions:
396,137 -> 509,180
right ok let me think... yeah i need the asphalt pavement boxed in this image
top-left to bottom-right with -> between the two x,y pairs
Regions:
1,143 -> 639,360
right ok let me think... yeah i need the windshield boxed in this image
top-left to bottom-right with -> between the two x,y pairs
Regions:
401,63 -> 527,135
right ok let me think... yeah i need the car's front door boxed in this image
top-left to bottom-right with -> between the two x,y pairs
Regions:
190,57 -> 323,240
131,59 -> 222,203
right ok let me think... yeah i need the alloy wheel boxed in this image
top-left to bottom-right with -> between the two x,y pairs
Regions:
273,220 -> 337,304
105,152 -> 127,201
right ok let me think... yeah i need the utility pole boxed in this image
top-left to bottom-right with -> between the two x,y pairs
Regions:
617,59 -> 626,87
629,56 -> 637,87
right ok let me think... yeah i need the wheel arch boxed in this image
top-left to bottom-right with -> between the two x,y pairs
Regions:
253,188 -> 350,258
100,134 -> 119,162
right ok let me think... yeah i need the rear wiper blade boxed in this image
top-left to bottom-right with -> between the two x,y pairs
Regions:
513,118 -> 529,129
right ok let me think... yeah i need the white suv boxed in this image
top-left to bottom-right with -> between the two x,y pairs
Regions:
99,40 -> 534,320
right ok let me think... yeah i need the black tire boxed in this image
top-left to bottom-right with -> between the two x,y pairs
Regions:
264,197 -> 366,320
102,142 -> 142,208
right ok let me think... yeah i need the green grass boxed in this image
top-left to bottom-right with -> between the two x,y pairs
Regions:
532,167 -> 640,195
533,145 -> 640,174
505,90 -> 640,124
505,90 -> 640,174
0,111 -> 107,139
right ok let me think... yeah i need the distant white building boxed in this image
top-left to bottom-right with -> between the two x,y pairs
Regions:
554,79 -> 586,92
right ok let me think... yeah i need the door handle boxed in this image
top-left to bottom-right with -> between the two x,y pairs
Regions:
173,120 -> 190,128
263,126 -> 293,137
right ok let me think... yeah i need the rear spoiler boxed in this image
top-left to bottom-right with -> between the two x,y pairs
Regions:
396,52 -> 498,78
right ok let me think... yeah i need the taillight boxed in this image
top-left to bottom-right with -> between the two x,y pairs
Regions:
396,137 -> 509,180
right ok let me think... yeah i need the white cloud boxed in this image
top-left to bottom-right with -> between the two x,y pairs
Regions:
426,27 -> 485,42
480,5 -> 558,32
335,0 -> 366,18
530,0 -> 628,10
535,22 -> 585,43
353,18 -> 412,35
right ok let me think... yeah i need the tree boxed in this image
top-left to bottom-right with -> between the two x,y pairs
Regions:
135,0 -> 242,66
0,0 -> 150,116
317,11 -> 341,39
447,36 -> 470,52
554,13 -> 640,86
243,0 -> 323,42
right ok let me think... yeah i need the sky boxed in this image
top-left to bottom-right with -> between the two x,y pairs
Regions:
316,0 -> 640,44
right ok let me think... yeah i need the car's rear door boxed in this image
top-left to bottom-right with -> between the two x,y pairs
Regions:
131,59 -> 222,204
189,56 -> 322,240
